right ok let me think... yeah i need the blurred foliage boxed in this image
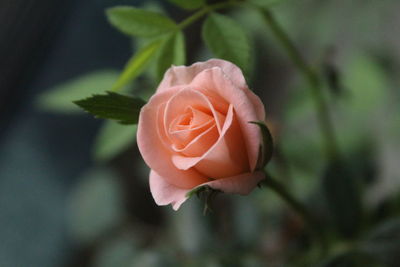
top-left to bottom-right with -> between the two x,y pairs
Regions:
36,70 -> 119,113
34,0 -> 400,266
110,39 -> 163,92
68,167 -> 125,244
202,13 -> 252,75
93,121 -> 137,162
360,218 -> 400,267
93,232 -> 137,267
155,31 -> 186,80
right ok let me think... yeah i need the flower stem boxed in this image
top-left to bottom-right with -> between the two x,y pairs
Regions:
258,8 -> 340,161
177,0 -> 240,30
261,173 -> 328,253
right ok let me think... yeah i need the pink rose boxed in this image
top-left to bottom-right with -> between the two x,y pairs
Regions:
137,59 -> 266,210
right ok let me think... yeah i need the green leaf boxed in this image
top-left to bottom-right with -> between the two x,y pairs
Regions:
36,70 -> 119,113
202,13 -> 251,74
185,185 -> 221,214
343,54 -> 389,114
322,159 -> 363,238
168,0 -> 205,10
93,121 -> 137,162
155,31 -> 186,81
249,121 -> 274,170
68,167 -> 124,244
74,91 -> 145,124
106,6 -> 177,37
112,39 -> 162,92
360,219 -> 400,267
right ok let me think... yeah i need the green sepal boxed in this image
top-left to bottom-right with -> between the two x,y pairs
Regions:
186,185 -> 211,198
186,185 -> 221,215
249,121 -> 274,170
74,91 -> 146,125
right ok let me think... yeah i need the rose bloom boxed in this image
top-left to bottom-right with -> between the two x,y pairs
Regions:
137,59 -> 266,210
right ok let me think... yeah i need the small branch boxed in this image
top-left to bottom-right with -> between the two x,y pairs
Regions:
177,0 -> 240,30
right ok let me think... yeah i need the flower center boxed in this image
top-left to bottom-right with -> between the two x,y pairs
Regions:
176,111 -> 192,127
168,106 -> 216,149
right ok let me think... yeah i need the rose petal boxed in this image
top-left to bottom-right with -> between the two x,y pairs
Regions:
137,89 -> 209,189
149,170 -> 189,210
172,107 -> 212,129
168,108 -> 216,148
150,170 -> 265,211
164,88 -> 227,134
140,60 -> 267,208
157,59 -> 248,93
172,123 -> 219,156
171,105 -> 235,171
190,68 -> 264,171
200,171 -> 265,195
245,89 -> 266,122
171,105 -> 249,178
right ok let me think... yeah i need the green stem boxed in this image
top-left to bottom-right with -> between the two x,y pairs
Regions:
177,0 -> 240,30
258,8 -> 340,161
261,173 -> 327,253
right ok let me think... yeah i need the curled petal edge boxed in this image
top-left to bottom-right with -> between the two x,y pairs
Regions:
150,170 -> 265,210
157,59 -> 248,93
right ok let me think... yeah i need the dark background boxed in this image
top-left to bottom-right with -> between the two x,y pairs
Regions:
0,0 -> 132,266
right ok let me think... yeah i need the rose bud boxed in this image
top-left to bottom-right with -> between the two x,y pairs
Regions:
137,59 -> 268,210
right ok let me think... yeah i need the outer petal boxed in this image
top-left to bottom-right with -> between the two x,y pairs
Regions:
150,170 -> 265,211
245,90 -> 266,122
199,171 -> 265,195
190,68 -> 264,171
157,59 -> 248,93
149,170 -> 189,210
137,88 -> 209,189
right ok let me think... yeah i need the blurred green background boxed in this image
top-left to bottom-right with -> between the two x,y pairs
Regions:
0,0 -> 399,266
